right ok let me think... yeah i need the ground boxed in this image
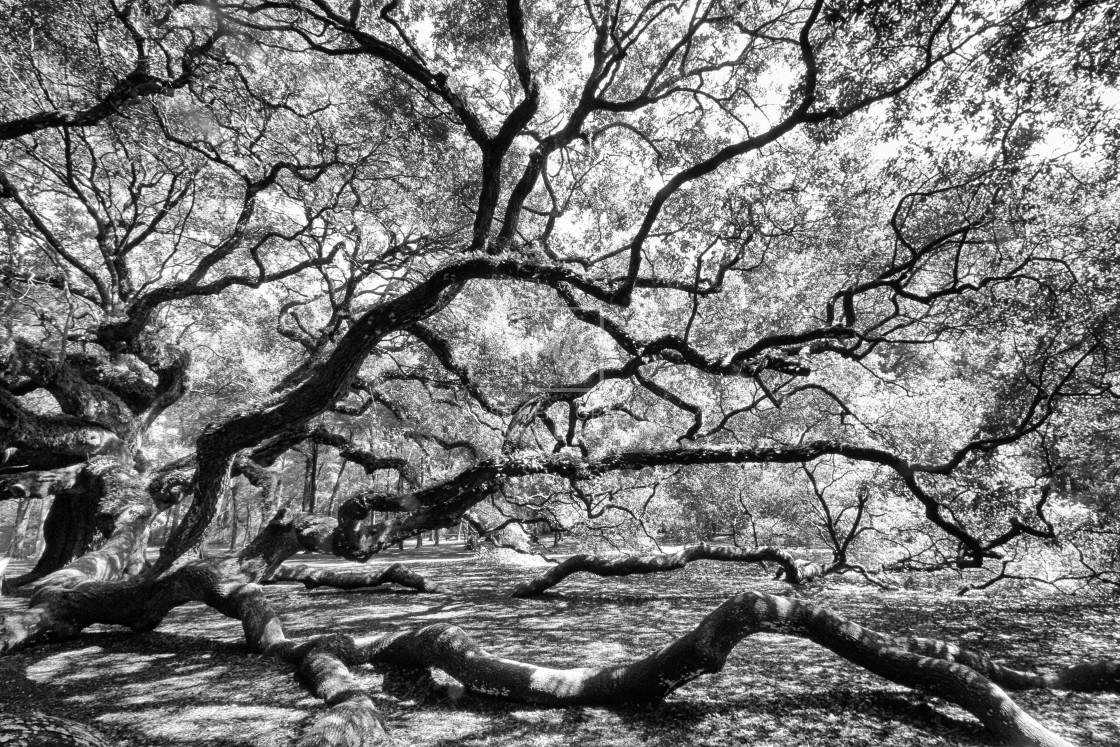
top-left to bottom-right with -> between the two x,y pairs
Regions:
1,542 -> 1118,747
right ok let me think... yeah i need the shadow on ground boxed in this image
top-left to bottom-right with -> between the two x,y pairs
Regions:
1,545 -> 1118,746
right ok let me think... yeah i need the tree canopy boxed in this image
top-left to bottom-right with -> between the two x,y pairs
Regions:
1,0 -> 1119,744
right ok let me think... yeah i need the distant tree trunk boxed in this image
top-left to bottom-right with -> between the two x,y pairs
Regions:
228,482 -> 241,552
324,458 -> 348,516
165,502 -> 182,545
302,441 -> 319,514
6,495 -> 34,558
396,470 -> 405,550
32,496 -> 50,559
415,533 -> 423,548
269,562 -> 443,592
432,529 -> 440,546
272,455 -> 289,513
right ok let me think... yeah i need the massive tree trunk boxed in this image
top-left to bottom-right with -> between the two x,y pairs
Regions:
1,337 -> 189,584
13,489 -> 100,586
5,459 -> 153,589
228,481 -> 241,551
5,494 -> 34,557
511,543 -> 823,597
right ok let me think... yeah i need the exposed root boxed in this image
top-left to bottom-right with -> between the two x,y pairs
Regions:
270,562 -> 444,593
511,543 -> 819,597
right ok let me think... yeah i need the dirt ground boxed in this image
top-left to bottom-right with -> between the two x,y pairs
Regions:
1,542 -> 1118,747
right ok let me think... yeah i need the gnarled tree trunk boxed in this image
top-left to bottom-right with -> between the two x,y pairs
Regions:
5,459 -> 153,590
5,493 -> 35,558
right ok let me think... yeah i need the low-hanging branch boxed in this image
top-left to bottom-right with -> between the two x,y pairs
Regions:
268,562 -> 444,593
510,543 -> 822,598
331,439 -> 1002,563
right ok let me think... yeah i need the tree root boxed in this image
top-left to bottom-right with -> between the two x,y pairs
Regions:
269,562 -> 444,593
510,543 -> 819,597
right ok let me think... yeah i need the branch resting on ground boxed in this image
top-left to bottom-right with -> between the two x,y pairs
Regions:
3,510 -> 1117,747
510,543 -> 822,597
268,562 -> 443,593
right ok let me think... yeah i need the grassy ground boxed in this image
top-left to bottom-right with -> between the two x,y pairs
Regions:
1,542 -> 1118,747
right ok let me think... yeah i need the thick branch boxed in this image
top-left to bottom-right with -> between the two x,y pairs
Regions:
269,562 -> 443,593
0,389 -> 127,472
0,29 -> 225,141
362,592 -> 1091,747
510,543 -> 820,597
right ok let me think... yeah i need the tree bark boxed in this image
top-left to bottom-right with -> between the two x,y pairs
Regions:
228,482 -> 241,552
269,562 -> 443,593
511,543 -> 822,598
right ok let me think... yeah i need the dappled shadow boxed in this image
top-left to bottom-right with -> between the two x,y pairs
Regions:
0,629 -> 308,746
1,556 -> 1116,746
